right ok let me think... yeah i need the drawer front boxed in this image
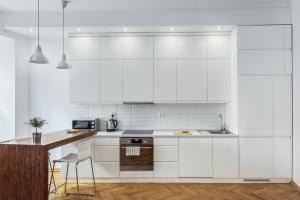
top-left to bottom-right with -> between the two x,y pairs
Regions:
154,138 -> 178,146
94,146 -> 119,162
154,162 -> 178,178
94,162 -> 120,178
154,146 -> 178,162
94,137 -> 119,146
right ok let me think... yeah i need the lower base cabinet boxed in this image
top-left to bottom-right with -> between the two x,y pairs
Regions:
179,138 -> 213,177
239,138 -> 274,178
274,137 -> 292,178
154,162 -> 179,178
213,138 -> 239,178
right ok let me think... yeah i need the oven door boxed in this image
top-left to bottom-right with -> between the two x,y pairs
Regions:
120,144 -> 153,171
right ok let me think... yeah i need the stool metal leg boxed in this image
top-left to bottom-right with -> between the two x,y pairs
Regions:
75,163 -> 79,196
49,159 -> 57,193
90,157 -> 96,194
64,162 -> 69,194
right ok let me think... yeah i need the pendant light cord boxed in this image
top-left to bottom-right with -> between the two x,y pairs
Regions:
37,0 -> 40,45
62,5 -> 65,54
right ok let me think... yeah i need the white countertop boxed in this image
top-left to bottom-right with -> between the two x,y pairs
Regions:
96,130 -> 238,138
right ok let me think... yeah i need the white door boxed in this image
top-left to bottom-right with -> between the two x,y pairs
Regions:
213,138 -> 238,178
179,138 -> 212,177
177,36 -> 207,58
154,36 -> 177,59
273,76 -> 292,136
123,60 -> 154,102
123,37 -> 153,59
274,137 -> 292,178
238,76 -> 273,136
239,138 -> 273,178
69,60 -> 100,103
207,59 -> 230,102
154,60 -> 177,103
99,37 -> 123,59
177,60 -> 207,102
100,60 -> 123,103
207,35 -> 230,58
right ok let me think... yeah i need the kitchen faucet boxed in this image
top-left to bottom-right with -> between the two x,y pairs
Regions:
218,113 -> 226,131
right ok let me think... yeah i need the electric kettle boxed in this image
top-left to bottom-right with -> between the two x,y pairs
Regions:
106,113 -> 118,132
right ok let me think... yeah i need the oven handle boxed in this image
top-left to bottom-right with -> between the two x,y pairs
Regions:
121,147 -> 152,149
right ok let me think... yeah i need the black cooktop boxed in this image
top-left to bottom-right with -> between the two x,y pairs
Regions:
122,130 -> 153,135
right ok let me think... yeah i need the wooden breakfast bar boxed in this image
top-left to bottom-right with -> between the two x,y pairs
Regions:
0,129 -> 96,200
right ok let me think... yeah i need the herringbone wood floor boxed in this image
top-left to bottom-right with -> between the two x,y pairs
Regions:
49,172 -> 300,200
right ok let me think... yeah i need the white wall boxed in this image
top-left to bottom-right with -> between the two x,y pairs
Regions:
0,35 -> 15,142
29,38 -> 73,160
292,0 -> 300,186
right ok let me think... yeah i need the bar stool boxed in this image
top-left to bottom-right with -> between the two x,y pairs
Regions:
48,153 -> 57,193
50,139 -> 96,196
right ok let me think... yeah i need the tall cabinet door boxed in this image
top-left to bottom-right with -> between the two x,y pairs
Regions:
154,60 -> 177,103
123,60 -> 154,102
69,60 -> 100,103
177,60 -> 207,102
238,76 -> 273,136
100,60 -> 123,103
179,138 -> 212,177
273,76 -> 292,136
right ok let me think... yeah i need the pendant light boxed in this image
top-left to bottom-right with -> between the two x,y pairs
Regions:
57,0 -> 71,69
29,0 -> 49,64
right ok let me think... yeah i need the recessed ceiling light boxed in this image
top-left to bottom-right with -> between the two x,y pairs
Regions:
170,27 -> 174,31
77,28 -> 81,32
217,26 -> 222,31
123,27 -> 128,32
29,28 -> 34,32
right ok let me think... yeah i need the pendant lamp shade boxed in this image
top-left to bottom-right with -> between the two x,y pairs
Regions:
57,0 -> 71,69
29,0 -> 49,64
57,54 -> 71,69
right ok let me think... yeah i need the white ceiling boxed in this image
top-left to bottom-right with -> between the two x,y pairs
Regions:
0,0 -> 291,12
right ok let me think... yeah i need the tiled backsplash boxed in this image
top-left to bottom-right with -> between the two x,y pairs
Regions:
74,104 -> 226,130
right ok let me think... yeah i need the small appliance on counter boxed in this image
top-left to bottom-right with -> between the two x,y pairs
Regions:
106,113 -> 118,132
72,119 -> 100,131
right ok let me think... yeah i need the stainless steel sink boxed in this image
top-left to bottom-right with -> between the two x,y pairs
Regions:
209,130 -> 231,134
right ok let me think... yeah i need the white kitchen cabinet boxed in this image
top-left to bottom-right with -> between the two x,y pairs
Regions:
179,138 -> 212,177
154,138 -> 178,146
123,37 -> 153,59
100,60 -> 123,103
94,137 -> 119,146
69,60 -> 100,103
154,162 -> 178,178
69,37 -> 100,59
239,138 -> 273,178
154,60 -> 177,103
213,138 -> 238,178
94,162 -> 120,178
273,76 -> 292,136
177,36 -> 207,58
154,146 -> 178,162
123,60 -> 154,102
154,36 -> 177,59
207,36 -> 230,58
238,50 -> 292,75
99,37 -> 123,59
274,137 -> 292,178
238,25 -> 292,49
177,60 -> 207,102
238,76 -> 273,136
207,59 -> 230,102
94,146 -> 119,162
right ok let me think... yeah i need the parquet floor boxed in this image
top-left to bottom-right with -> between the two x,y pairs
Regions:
49,172 -> 300,200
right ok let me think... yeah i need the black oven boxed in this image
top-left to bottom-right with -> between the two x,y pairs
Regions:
72,119 -> 99,131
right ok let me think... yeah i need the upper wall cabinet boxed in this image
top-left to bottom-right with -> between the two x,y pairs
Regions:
123,37 -> 153,59
238,76 -> 273,136
100,60 -> 123,103
69,60 -> 100,103
99,37 -> 123,59
177,60 -> 207,102
238,49 -> 292,75
207,36 -> 230,58
123,60 -> 154,102
177,36 -> 207,58
238,25 -> 292,49
207,59 -> 230,102
69,37 -> 100,59
154,37 -> 177,59
154,60 -> 177,103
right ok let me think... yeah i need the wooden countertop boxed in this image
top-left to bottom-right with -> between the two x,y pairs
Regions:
1,129 -> 96,150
